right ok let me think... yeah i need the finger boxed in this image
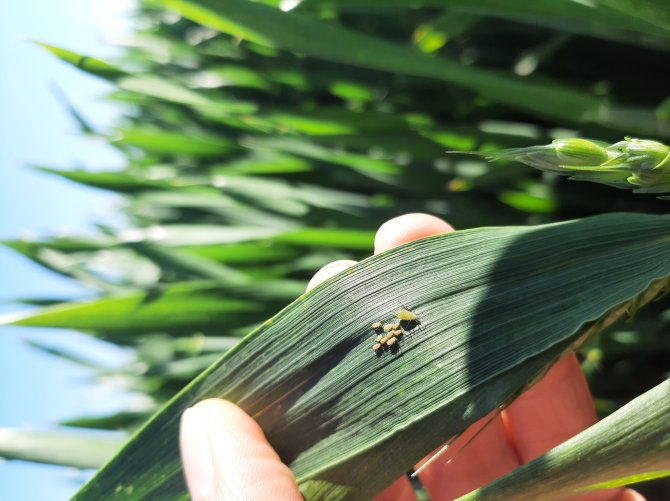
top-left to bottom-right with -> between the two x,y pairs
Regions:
372,476 -> 417,501
503,354 -> 596,461
180,399 -> 302,501
502,353 -> 625,501
374,213 -> 455,254
306,260 -> 358,291
308,213 -> 453,293
620,489 -> 645,501
308,214 -> 454,290
417,413 -> 521,501
375,214 -> 521,499
370,214 -> 454,500
309,214 -> 454,500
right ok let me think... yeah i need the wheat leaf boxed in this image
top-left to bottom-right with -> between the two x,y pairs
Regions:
52,213 -> 670,500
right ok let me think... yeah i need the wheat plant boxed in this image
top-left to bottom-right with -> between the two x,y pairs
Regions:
2,0 -> 670,499
488,137 -> 670,194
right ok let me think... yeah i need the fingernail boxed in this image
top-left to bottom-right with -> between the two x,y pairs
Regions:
180,406 -> 214,500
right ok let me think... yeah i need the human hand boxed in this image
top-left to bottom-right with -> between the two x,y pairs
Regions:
180,213 -> 644,501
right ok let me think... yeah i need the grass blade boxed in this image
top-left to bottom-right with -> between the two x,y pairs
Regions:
61,412 -> 152,432
113,127 -> 234,157
34,42 -> 126,80
302,0 -> 670,42
158,0 -> 602,124
5,280 -> 305,333
0,428 -> 126,469
457,379 -> 670,500
158,0 -> 664,135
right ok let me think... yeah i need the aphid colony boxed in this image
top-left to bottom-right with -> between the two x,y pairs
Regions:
371,308 -> 419,353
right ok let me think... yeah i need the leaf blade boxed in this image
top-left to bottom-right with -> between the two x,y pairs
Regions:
457,379 -> 670,500
6,280 -> 305,333
66,213 -> 670,500
0,428 -> 126,469
157,0 -> 663,135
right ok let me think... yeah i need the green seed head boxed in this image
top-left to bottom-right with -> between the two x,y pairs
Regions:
553,138 -> 610,166
485,136 -> 670,194
621,139 -> 670,169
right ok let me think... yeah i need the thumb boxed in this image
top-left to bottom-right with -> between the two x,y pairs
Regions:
180,399 -> 302,500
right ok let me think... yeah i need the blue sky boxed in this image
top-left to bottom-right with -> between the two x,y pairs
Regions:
0,1 -> 137,499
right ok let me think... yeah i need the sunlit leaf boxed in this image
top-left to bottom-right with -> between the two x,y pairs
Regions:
6,280 -> 305,333
0,428 -> 126,469
113,127 -> 235,157
35,42 -> 126,80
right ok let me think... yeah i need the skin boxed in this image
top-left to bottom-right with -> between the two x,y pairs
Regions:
180,213 -> 644,501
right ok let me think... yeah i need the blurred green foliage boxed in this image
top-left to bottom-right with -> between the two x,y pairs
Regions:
3,0 -> 670,496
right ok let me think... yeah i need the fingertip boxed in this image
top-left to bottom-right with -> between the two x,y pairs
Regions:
374,214 -> 454,254
180,405 -> 214,500
306,260 -> 358,291
620,489 -> 645,501
180,399 -> 301,501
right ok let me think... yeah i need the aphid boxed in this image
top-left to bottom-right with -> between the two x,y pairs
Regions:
392,322 -> 401,330
396,308 -> 417,322
380,336 -> 388,345
387,337 -> 397,347
371,322 -> 382,330
383,324 -> 394,332
372,343 -> 382,352
376,334 -> 383,343
390,329 -> 403,337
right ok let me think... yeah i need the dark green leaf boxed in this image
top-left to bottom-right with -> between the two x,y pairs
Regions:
159,0 -> 661,133
70,213 -> 670,500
